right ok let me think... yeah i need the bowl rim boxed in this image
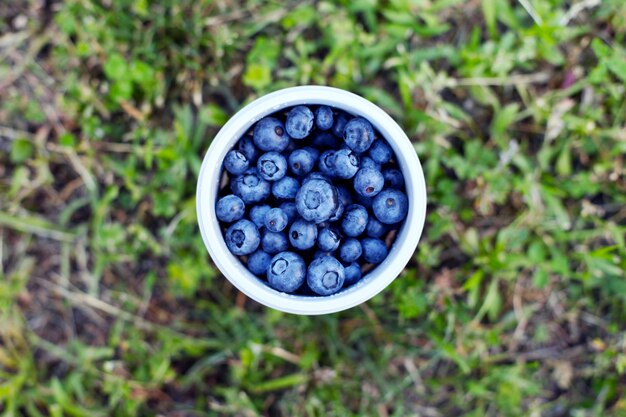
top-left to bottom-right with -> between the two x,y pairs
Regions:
196,85 -> 427,315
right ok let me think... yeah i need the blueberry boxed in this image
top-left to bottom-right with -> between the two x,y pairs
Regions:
343,262 -> 362,286
272,176 -> 300,200
318,227 -> 341,252
360,156 -> 381,171
343,117 -> 375,153
285,106 -> 314,139
231,169 -> 271,204
223,150 -> 249,175
368,139 -> 393,164
249,204 -> 271,228
318,149 -> 359,179
382,168 -> 405,189
288,148 -> 317,176
267,252 -> 306,293
257,152 -> 287,182
307,256 -> 345,296
264,208 -> 288,232
341,204 -> 368,237
315,106 -> 334,130
279,202 -> 297,224
222,105 -> 406,297
261,230 -> 289,254
331,149 -> 359,179
373,189 -> 408,224
225,219 -> 260,255
331,113 -> 349,138
253,117 -> 289,152
361,237 -> 388,264
339,238 -> 362,263
237,136 -> 259,163
311,132 -> 341,149
247,250 -> 272,276
215,194 -> 245,223
288,220 -> 318,250
353,168 -> 384,197
366,217 -> 388,238
295,178 -> 339,224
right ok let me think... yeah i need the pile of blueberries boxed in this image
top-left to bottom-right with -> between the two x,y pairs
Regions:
215,105 -> 408,296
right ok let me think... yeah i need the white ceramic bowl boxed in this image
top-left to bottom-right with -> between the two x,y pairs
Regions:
197,86 -> 427,315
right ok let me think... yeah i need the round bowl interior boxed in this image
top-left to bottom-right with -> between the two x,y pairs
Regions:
197,86 -> 427,315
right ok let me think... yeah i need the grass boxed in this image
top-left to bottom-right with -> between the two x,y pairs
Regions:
1,0 -> 626,415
